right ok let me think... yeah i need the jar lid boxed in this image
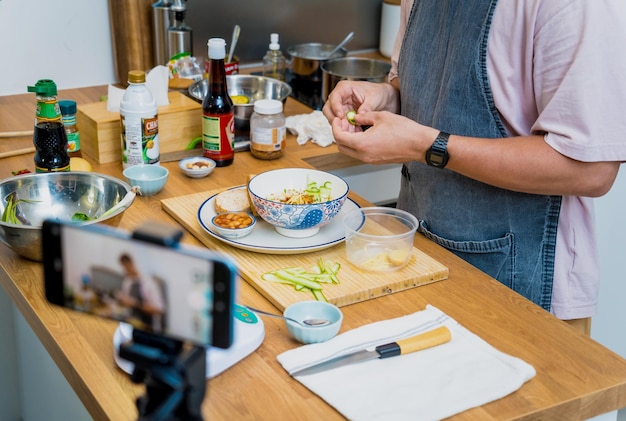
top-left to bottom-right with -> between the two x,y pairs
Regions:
127,70 -> 146,84
208,38 -> 226,60
253,99 -> 283,115
27,79 -> 57,96
58,100 -> 77,115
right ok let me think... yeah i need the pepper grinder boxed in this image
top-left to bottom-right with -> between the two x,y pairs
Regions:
152,0 -> 172,65
167,0 -> 192,58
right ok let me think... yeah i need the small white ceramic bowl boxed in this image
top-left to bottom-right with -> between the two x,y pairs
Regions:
343,207 -> 418,271
248,168 -> 349,238
210,211 -> 257,239
122,164 -> 169,196
283,300 -> 343,344
178,156 -> 216,179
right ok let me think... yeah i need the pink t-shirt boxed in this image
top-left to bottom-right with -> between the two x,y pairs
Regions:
389,0 -> 626,319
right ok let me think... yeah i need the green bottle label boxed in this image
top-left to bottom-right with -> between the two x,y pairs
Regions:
36,100 -> 61,121
35,164 -> 70,173
66,131 -> 81,152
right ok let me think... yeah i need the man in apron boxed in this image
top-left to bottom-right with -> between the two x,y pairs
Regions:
323,0 -> 626,334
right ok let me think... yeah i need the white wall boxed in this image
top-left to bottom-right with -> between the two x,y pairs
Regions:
0,0 -> 116,96
592,168 -> 626,358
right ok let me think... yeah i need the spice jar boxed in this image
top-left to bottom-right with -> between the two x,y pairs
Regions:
250,99 -> 286,160
59,100 -> 82,157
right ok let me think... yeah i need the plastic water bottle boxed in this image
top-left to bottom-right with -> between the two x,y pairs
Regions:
120,70 -> 160,168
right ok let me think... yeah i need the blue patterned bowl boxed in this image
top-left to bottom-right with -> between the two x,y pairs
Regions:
248,168 -> 349,238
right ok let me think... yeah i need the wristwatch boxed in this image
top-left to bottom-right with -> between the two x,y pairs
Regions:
425,131 -> 450,168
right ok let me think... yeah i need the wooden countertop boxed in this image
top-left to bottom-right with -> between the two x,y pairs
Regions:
2,86 -> 626,420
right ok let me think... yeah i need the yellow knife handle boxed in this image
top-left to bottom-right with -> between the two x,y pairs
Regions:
375,326 -> 452,358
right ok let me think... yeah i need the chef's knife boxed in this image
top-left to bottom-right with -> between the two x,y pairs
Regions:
291,325 -> 452,376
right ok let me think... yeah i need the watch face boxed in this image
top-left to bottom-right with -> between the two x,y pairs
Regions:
427,150 -> 446,167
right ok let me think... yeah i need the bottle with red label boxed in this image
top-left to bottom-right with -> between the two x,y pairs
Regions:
120,70 -> 160,169
202,38 -> 234,167
27,79 -> 71,173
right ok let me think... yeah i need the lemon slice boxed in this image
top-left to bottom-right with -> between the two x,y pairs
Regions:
70,157 -> 92,172
388,249 -> 410,266
231,95 -> 250,104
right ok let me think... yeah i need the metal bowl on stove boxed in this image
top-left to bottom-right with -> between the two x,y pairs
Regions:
188,75 -> 292,135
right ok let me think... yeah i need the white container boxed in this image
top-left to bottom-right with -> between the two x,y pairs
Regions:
379,0 -> 401,58
120,70 -> 159,168
250,99 -> 286,160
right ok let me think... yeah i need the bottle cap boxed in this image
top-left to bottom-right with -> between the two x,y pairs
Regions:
27,79 -> 57,96
254,99 -> 283,115
128,70 -> 146,84
58,100 -> 77,115
208,38 -> 226,60
269,33 -> 280,51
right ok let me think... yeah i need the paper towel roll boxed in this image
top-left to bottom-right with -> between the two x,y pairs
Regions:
379,0 -> 401,58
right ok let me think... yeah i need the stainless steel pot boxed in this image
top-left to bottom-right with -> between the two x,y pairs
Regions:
321,57 -> 391,101
288,43 -> 348,80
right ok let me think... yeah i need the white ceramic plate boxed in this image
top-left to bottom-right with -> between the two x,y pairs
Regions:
198,186 -> 360,254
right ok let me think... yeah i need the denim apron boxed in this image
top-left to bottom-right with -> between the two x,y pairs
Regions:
396,0 -> 561,310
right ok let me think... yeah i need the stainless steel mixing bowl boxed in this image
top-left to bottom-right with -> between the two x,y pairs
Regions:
0,172 -> 134,261
188,75 -> 292,135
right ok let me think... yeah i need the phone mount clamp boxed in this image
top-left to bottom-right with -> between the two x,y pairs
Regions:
119,329 -> 205,421
118,222 -> 205,421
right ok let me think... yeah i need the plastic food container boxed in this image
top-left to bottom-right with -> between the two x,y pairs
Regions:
343,207 -> 418,271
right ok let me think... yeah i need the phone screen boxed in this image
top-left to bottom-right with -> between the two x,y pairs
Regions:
42,220 -> 235,348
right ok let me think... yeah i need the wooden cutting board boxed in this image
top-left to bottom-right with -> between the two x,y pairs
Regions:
161,190 -> 448,311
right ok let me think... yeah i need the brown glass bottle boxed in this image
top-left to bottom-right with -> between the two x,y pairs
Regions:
202,38 -> 234,167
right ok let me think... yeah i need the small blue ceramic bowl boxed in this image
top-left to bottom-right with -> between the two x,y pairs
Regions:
283,300 -> 343,344
122,164 -> 169,196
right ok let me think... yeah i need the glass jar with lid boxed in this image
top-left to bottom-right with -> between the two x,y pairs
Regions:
249,99 -> 286,160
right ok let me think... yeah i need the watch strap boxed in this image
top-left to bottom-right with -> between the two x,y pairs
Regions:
425,131 -> 450,168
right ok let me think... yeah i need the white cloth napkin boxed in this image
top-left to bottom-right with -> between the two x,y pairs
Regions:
286,110 -> 335,147
277,305 -> 535,421
106,65 -> 170,112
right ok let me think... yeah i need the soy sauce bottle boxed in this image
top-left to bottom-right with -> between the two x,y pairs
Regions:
27,79 -> 70,172
202,38 -> 234,167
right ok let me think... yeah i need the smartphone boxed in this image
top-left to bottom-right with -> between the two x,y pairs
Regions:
42,219 -> 236,349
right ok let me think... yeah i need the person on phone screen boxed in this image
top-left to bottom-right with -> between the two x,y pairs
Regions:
116,253 -> 166,332
322,1 -> 626,334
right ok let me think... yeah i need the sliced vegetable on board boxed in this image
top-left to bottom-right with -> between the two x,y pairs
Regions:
261,258 -> 341,302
